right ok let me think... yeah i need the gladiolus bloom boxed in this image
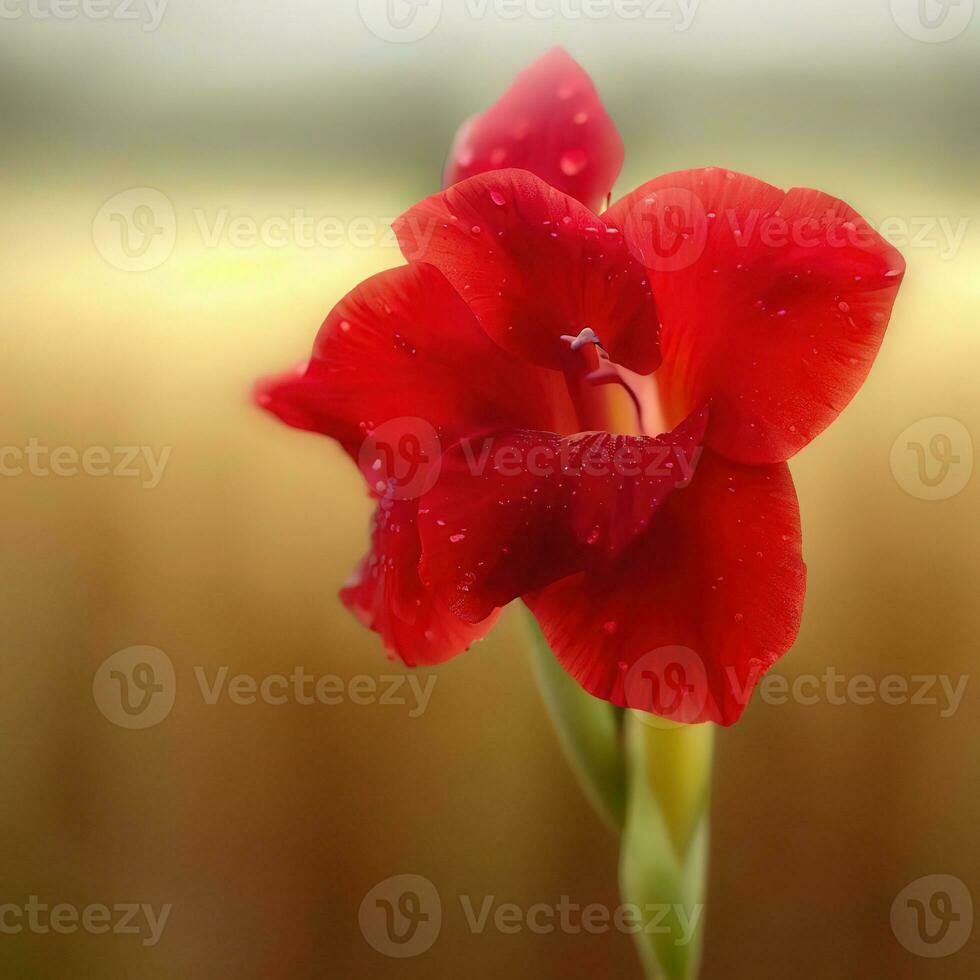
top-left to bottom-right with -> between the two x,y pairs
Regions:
256,48 -> 904,725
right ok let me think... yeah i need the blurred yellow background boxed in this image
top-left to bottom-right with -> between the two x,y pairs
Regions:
1,1 -> 978,976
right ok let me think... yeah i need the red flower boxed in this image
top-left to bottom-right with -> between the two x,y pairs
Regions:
256,48 -> 904,725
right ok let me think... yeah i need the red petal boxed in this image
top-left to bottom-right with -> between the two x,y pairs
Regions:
524,450 -> 806,726
606,168 -> 905,464
443,47 -> 624,213
395,169 -> 660,373
255,262 -> 577,464
417,408 -> 709,623
342,497 -> 498,666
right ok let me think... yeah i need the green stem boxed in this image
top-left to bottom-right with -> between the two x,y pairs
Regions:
620,715 -> 713,980
525,610 -> 714,979
525,611 -> 627,831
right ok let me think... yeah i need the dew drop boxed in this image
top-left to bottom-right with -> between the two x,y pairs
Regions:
559,149 -> 588,177
489,190 -> 506,207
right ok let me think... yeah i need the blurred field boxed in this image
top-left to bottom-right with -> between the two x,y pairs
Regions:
1,3 -> 979,977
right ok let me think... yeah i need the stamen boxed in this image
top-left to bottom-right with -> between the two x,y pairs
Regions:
584,351 -> 663,437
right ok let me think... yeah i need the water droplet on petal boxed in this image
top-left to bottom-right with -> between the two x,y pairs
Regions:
489,190 -> 506,207
559,149 -> 588,177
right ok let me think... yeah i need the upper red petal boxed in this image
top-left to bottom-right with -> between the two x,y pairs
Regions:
443,46 -> 624,213
342,496 -> 498,666
255,262 -> 577,464
417,407 -> 709,623
395,169 -> 660,374
524,449 -> 806,726
606,168 -> 905,464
